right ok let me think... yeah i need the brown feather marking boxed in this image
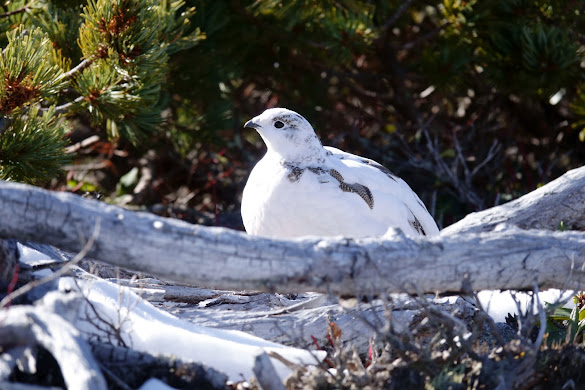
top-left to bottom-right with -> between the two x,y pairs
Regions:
329,169 -> 374,209
409,215 -> 427,236
329,169 -> 344,182
286,166 -> 304,182
308,167 -> 327,175
361,159 -> 398,182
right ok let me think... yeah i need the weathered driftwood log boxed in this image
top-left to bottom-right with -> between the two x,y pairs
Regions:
253,352 -> 286,390
0,305 -> 107,390
89,339 -> 228,389
0,166 -> 584,295
0,382 -> 64,390
0,238 -> 18,287
69,266 -> 462,353
443,165 -> 585,235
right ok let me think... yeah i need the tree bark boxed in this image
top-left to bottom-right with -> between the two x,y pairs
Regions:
0,305 -> 107,390
89,339 -> 227,389
0,238 -> 18,287
442,165 -> 585,235
0,166 -> 584,295
253,352 -> 286,390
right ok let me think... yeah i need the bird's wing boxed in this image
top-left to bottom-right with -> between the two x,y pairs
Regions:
324,146 -> 440,236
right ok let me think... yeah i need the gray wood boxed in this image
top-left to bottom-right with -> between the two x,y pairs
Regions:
0,347 -> 27,380
89,339 -> 228,389
0,382 -> 63,390
442,165 -> 585,234
71,266 -> 416,353
0,238 -> 18,285
253,352 -> 285,390
0,306 -> 107,390
0,167 -> 584,294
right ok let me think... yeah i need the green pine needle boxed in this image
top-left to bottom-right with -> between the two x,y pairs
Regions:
75,0 -> 177,143
0,26 -> 68,115
27,4 -> 84,63
0,106 -> 71,184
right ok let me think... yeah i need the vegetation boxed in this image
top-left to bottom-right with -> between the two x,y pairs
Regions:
2,0 -> 585,388
1,0 -> 584,227
284,293 -> 585,389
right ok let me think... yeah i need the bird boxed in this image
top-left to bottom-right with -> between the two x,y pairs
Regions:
241,108 -> 440,238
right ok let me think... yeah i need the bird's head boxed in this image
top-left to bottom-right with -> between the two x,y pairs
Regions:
244,108 -> 325,164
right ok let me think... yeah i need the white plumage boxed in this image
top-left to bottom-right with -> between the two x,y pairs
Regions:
241,108 -> 439,238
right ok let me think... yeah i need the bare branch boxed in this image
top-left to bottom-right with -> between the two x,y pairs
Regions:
0,2 -> 34,19
54,95 -> 86,115
37,60 -> 94,116
39,95 -> 86,116
0,219 -> 100,309
62,58 -> 94,80
452,128 -> 471,186
402,25 -> 445,50
420,121 -> 486,208
532,282 -> 547,351
65,135 -> 101,154
382,0 -> 416,31
470,139 -> 501,178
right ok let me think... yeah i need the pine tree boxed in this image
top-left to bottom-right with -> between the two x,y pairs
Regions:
0,0 -> 203,184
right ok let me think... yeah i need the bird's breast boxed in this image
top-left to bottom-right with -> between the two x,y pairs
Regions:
241,159 -> 386,237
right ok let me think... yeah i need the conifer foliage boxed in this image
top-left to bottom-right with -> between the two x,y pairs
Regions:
0,0 -> 203,184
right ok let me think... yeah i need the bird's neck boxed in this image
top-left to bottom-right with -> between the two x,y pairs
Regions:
264,134 -> 328,167
266,146 -> 328,167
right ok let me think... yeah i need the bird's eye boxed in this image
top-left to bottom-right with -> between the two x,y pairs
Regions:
274,120 -> 284,129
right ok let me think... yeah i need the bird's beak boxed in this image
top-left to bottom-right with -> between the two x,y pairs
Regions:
244,120 -> 260,130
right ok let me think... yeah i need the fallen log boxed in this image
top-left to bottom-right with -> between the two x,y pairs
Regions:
0,305 -> 107,390
0,166 -> 584,295
442,165 -> 585,235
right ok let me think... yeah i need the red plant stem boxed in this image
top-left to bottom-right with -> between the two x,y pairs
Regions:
327,333 -> 335,347
4,264 -> 20,309
212,179 -> 218,226
311,335 -> 334,368
311,335 -> 322,350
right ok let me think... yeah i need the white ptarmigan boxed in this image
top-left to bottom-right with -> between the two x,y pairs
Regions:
241,108 -> 440,238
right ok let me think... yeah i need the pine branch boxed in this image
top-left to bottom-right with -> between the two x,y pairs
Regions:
54,96 -> 85,115
38,95 -> 86,115
0,27 -> 68,115
0,106 -> 71,184
0,1 -> 34,19
402,24 -> 446,50
63,58 -> 94,80
382,0 -> 416,31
